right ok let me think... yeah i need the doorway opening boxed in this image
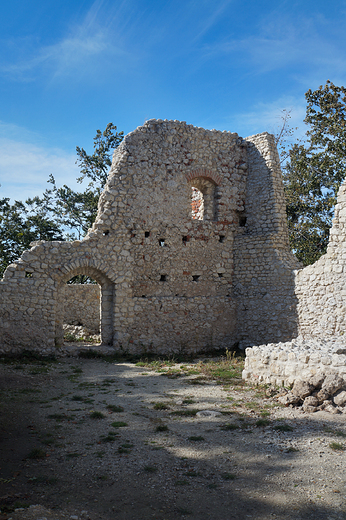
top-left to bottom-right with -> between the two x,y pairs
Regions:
55,267 -> 114,347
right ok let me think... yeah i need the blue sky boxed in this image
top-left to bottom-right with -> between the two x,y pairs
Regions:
1,0 -> 346,201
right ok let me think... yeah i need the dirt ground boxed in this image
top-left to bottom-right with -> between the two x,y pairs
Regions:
0,354 -> 346,520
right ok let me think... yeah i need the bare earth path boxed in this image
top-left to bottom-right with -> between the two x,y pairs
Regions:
0,356 -> 345,520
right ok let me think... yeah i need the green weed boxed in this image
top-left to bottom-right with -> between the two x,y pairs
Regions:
90,411 -> 105,419
110,421 -> 128,428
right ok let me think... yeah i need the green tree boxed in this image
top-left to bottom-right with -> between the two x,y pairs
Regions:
37,123 -> 124,240
0,123 -> 124,278
0,197 -> 63,277
283,81 -> 346,266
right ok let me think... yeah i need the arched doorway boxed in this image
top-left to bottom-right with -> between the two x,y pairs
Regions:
55,266 -> 114,347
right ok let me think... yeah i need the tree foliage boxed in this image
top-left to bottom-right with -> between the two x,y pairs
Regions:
0,123 -> 123,278
0,198 -> 63,276
283,81 -> 346,266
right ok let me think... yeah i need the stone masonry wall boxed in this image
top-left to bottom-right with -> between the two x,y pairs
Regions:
0,118 -> 327,357
295,181 -> 346,337
63,284 -> 100,334
233,133 -> 301,347
243,179 -> 346,386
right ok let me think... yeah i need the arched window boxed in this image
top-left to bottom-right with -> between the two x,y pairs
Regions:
189,177 -> 216,221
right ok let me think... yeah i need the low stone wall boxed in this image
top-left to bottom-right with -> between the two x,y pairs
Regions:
242,336 -> 346,387
63,284 -> 100,334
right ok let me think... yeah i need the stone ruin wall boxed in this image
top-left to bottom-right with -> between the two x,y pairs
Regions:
63,284 -> 100,334
1,118 -> 344,360
243,180 -> 346,386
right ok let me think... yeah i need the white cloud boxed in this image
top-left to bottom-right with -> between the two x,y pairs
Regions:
222,96 -> 308,141
0,125 -> 80,202
199,11 -> 346,81
0,1 -> 132,83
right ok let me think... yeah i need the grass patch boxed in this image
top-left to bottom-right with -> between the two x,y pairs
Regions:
66,452 -> 81,458
221,472 -> 236,480
27,448 -> 46,459
40,433 -> 56,446
100,431 -> 118,442
47,413 -> 74,422
71,366 -> 83,374
184,470 -> 201,477
220,423 -> 239,431
95,451 -> 105,458
183,398 -> 195,404
153,402 -> 170,410
117,446 -> 131,454
156,424 -> 169,432
90,411 -> 105,419
107,404 -> 124,413
171,409 -> 198,417
256,419 -> 270,427
274,423 -> 293,432
71,395 -> 84,401
330,442 -> 345,451
285,447 -> 299,453
110,421 -> 128,428
188,436 -> 204,441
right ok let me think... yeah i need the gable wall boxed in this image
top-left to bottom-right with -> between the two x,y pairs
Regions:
0,120 -> 315,356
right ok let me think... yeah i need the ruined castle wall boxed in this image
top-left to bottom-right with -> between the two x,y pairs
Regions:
233,133 -> 301,348
295,181 -> 346,338
0,119 -> 304,356
93,121 -> 248,352
63,284 -> 100,334
242,179 -> 346,386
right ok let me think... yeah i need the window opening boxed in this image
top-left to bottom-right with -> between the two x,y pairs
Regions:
192,275 -> 200,282
145,231 -> 150,238
218,272 -> 223,278
191,187 -> 204,220
25,272 -> 33,278
160,274 -> 167,282
219,235 -> 225,243
189,177 -> 217,221
159,239 -> 166,247
103,230 -> 110,236
236,210 -> 247,227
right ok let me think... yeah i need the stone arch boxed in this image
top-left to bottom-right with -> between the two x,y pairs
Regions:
55,265 -> 115,347
185,169 -> 221,222
188,177 -> 217,221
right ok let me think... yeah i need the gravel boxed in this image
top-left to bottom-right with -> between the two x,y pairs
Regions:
0,357 -> 346,520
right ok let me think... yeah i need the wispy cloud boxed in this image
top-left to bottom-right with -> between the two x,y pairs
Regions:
223,96 -> 308,140
0,123 -> 79,201
191,0 -> 234,42
199,11 -> 346,80
0,0 -> 132,83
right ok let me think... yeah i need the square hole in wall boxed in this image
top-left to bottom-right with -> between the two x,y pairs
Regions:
145,231 -> 150,238
103,230 -> 110,236
219,235 -> 225,243
159,239 -> 166,247
160,274 -> 167,282
25,272 -> 33,278
192,275 -> 200,282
